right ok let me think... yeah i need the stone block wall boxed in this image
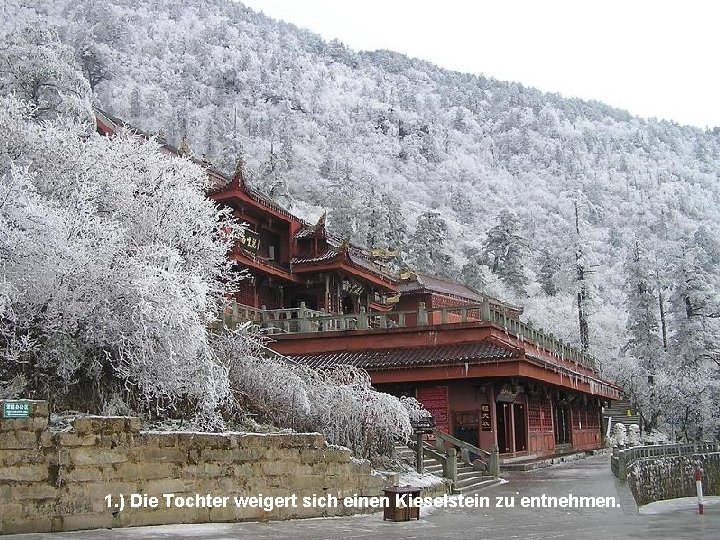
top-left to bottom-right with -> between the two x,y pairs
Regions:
0,400 -> 387,534
626,453 -> 720,506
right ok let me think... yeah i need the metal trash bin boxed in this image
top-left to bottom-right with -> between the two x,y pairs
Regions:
382,486 -> 421,521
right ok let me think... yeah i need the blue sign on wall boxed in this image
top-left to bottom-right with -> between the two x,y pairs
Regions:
2,401 -> 31,419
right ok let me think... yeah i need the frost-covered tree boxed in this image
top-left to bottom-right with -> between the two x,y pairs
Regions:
6,0 -> 720,437
670,227 -> 720,368
537,249 -> 560,296
652,227 -> 720,439
450,186 -> 476,225
365,188 -> 407,259
0,96 -> 239,424
326,163 -> 363,243
212,325 -> 418,457
625,242 -> 662,367
574,201 -> 591,353
0,24 -> 93,126
365,186 -> 385,250
383,192 -> 408,254
622,242 -> 665,431
65,21 -> 115,93
460,246 -> 487,292
483,210 -> 528,294
409,211 -> 455,278
656,364 -> 720,442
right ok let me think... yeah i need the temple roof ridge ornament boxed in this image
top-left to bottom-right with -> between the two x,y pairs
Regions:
233,156 -> 246,188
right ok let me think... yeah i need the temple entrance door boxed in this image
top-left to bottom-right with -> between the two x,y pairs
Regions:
495,403 -> 512,453
513,403 -> 527,452
554,403 -> 572,445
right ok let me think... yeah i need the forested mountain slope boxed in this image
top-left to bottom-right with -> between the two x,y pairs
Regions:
4,0 -> 719,437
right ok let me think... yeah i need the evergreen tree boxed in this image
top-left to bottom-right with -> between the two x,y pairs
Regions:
665,227 -> 720,440
409,211 -> 455,278
670,227 -> 720,368
450,186 -> 475,225
326,163 -> 362,243
538,249 -> 560,296
625,242 -> 661,365
624,241 -> 665,431
365,186 -> 384,249
382,192 -> 407,255
460,246 -> 487,292
483,210 -> 528,294
363,187 -> 407,265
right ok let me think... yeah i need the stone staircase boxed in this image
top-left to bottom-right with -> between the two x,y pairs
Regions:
395,443 -> 443,475
454,462 -> 499,493
394,442 -> 500,494
603,399 -> 641,431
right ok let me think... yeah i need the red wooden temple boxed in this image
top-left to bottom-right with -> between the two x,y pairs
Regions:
96,109 -> 621,459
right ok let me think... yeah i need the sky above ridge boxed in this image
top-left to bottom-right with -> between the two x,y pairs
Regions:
240,0 -> 720,130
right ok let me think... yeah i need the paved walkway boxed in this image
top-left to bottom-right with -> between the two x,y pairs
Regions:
8,455 -> 719,539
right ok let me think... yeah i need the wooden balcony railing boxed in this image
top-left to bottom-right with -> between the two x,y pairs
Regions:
218,299 -> 598,371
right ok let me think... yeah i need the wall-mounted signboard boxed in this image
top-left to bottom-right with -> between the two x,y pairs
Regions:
239,229 -> 260,254
2,401 -> 31,419
480,404 -> 492,431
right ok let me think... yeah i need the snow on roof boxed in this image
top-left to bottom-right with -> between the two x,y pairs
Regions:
291,250 -> 340,265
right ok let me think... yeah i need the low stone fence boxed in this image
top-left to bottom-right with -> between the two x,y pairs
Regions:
611,443 -> 720,506
0,400 -> 387,534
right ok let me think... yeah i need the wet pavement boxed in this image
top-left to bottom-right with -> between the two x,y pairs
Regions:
8,455 -> 719,539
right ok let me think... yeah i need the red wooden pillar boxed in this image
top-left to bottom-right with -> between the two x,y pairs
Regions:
489,385 -> 498,449
549,397 -> 556,450
509,402 -> 516,454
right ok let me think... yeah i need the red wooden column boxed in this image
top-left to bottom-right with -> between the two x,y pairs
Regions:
509,402 -> 516,454
490,385 -> 498,450
549,398 -> 556,447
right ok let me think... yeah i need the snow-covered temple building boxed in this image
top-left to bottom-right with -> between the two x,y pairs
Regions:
96,109 -> 621,460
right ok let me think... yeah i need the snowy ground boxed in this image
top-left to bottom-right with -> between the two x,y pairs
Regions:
396,470 -> 448,489
638,430 -> 672,445
7,456 -> 720,539
639,496 -> 720,515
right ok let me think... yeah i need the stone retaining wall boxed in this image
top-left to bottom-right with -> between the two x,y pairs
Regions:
626,452 -> 720,506
0,400 -> 387,534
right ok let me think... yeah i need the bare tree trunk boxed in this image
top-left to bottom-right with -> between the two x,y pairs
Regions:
575,201 -> 590,352
658,288 -> 668,351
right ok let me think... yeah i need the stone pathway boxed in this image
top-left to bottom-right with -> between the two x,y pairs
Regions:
7,454 -> 719,539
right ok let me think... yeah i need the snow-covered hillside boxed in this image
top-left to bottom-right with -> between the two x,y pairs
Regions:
2,0 -> 719,438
